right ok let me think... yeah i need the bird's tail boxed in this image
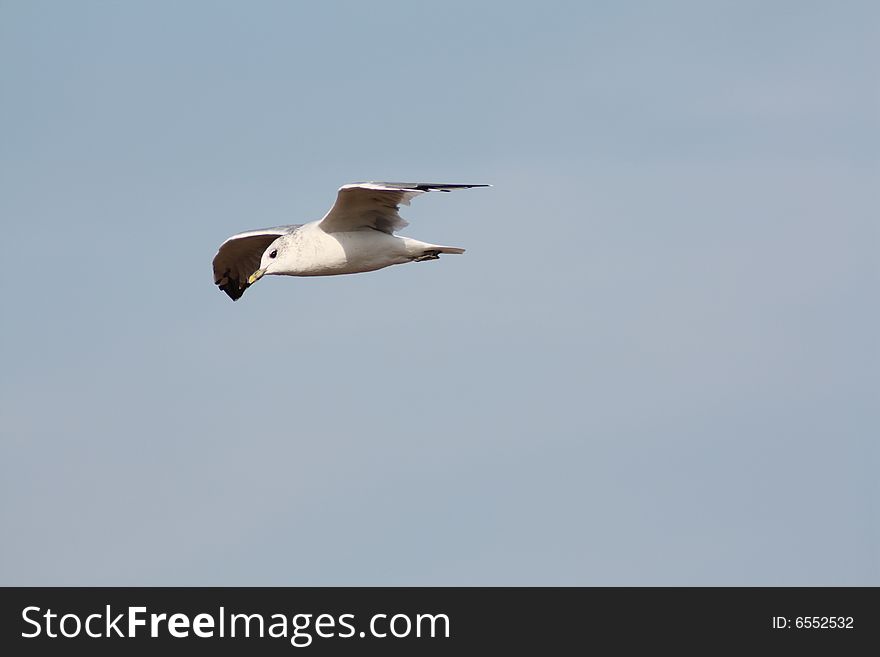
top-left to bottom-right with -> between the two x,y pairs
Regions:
432,245 -> 465,255
403,238 -> 466,260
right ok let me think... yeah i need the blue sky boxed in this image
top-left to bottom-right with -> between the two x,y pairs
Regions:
1,1 -> 877,584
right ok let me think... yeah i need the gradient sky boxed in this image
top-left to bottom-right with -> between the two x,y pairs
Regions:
1,1 -> 877,585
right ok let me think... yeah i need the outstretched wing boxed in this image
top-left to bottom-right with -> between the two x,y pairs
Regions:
212,226 -> 297,300
317,182 -> 489,235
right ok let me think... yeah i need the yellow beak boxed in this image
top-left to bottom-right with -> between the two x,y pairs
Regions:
248,269 -> 265,285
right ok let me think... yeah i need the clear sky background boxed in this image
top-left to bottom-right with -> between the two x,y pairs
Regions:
1,1 -> 877,585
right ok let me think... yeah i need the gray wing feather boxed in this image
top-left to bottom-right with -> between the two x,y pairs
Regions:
317,182 -> 489,235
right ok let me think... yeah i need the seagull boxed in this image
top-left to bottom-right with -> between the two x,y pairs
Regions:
212,182 -> 488,300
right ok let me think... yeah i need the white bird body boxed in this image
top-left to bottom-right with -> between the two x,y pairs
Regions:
212,182 -> 487,300
266,222 -> 459,277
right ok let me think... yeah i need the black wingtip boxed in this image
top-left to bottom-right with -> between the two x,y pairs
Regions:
219,282 -> 247,301
216,271 -> 249,301
412,183 -> 491,191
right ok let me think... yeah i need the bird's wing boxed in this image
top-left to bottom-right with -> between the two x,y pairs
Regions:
317,182 -> 489,235
212,226 -> 297,300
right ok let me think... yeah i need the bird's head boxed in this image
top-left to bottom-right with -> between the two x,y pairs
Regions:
248,237 -> 286,284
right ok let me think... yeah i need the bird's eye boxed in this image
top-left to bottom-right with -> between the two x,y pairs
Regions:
269,249 -> 277,258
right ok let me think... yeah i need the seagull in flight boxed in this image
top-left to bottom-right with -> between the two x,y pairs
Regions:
212,182 -> 489,300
